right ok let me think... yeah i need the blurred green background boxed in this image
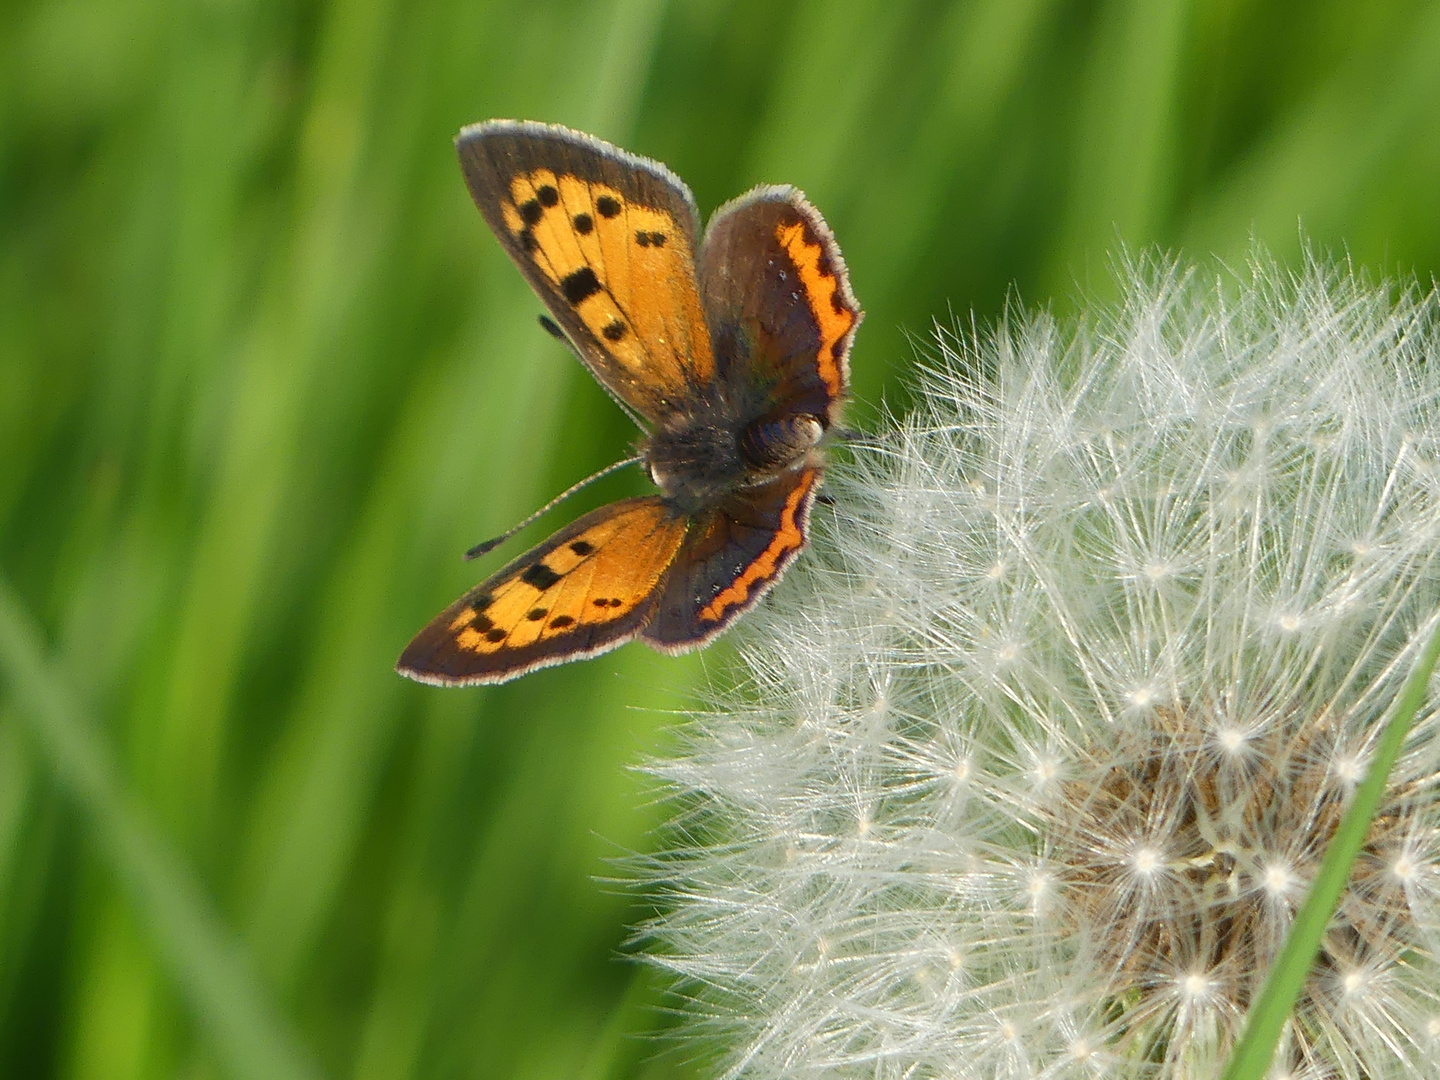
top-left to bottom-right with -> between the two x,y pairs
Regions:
2,0 -> 1439,1077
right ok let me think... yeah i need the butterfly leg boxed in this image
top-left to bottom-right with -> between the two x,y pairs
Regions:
831,427 -> 880,448
534,315 -> 648,430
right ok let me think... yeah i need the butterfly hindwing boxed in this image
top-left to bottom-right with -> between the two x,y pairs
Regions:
456,121 -> 716,421
398,498 -> 690,685
698,186 -> 861,426
644,466 -> 822,651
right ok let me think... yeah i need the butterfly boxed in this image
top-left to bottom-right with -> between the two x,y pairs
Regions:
397,120 -> 861,686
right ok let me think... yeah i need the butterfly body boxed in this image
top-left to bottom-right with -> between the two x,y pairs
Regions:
398,122 -> 860,686
640,388 -> 825,511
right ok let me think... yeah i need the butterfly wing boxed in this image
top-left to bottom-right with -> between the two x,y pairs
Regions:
643,466 -> 822,651
697,186 -> 861,426
398,498 -> 690,685
456,120 -> 716,422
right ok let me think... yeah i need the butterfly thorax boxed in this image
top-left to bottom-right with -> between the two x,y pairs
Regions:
644,404 -> 824,516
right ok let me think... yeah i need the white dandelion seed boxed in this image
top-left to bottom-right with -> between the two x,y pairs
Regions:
636,253 -> 1440,1079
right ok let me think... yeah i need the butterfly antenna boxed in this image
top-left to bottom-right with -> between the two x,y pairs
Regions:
463,454 -> 644,561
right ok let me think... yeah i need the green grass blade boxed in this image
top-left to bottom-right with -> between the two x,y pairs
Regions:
0,577 -> 322,1080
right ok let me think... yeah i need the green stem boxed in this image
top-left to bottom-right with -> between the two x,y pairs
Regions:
1221,612 -> 1440,1080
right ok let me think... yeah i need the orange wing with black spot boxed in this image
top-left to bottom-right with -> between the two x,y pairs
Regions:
398,498 -> 690,685
644,466 -> 822,651
456,121 -> 715,422
697,186 -> 861,427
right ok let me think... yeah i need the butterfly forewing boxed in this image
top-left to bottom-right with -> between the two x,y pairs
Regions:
456,121 -> 715,422
698,186 -> 861,426
399,498 -> 690,685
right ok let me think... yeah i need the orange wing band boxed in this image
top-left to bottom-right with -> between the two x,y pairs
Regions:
775,221 -> 854,399
699,469 -> 816,623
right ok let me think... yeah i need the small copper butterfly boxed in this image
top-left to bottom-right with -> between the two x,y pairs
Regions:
397,120 -> 861,685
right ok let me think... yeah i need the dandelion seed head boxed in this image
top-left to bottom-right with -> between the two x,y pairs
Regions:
1027,752 -> 1064,790
1127,684 -> 1159,710
1178,969 -> 1216,1004
1130,843 -> 1165,877
638,255 -> 1440,1079
1029,871 -> 1054,900
1261,861 -> 1298,900
1214,723 -> 1250,756
1333,754 -> 1367,787
1339,967 -> 1370,1000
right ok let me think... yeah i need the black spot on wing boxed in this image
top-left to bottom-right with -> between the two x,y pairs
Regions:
561,267 -> 602,305
573,213 -> 593,234
520,200 -> 543,226
569,540 -> 594,556
521,562 -> 563,590
596,195 -> 621,218
537,184 -> 559,207
550,614 -> 576,629
526,608 -> 547,621
602,320 -> 626,342
485,628 -> 507,643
